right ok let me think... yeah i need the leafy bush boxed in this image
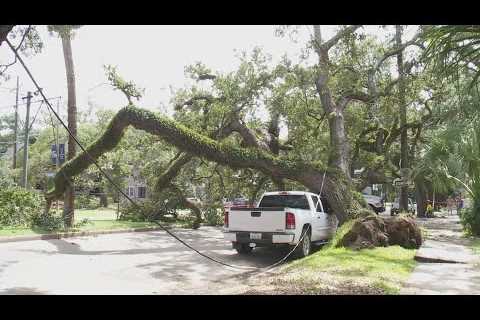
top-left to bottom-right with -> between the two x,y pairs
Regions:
0,187 -> 44,227
352,191 -> 368,207
30,210 -> 64,231
459,203 -> 480,236
203,206 -> 223,226
74,194 -> 101,210
0,186 -> 82,231
119,199 -> 171,222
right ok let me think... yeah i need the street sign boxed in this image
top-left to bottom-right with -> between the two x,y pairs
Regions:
51,144 -> 65,164
393,178 -> 414,187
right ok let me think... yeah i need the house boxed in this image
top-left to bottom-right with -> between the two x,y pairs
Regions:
122,166 -> 148,204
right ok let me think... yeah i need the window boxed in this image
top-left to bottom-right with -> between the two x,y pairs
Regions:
127,187 -> 135,197
138,186 -> 146,199
310,195 -> 319,212
311,195 -> 323,212
259,195 -> 310,210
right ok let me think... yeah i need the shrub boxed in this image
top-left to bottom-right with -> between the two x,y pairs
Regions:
30,210 -> 64,231
119,199 -> 171,221
203,206 -> 223,226
0,187 -> 44,227
74,194 -> 101,210
459,202 -> 480,236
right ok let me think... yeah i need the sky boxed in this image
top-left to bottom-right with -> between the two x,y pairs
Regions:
0,25 -> 313,119
0,25 -> 419,131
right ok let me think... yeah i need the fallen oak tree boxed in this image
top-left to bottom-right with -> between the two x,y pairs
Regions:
45,104 -> 364,224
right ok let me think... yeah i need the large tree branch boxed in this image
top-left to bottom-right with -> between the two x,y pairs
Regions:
47,105 -> 312,198
46,105 -> 363,224
154,153 -> 193,193
0,25 -> 31,76
174,94 -> 218,111
168,184 -> 203,228
374,29 -> 424,71
321,25 -> 362,51
340,76 -> 402,109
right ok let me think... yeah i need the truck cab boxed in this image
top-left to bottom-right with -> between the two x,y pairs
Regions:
223,191 -> 338,258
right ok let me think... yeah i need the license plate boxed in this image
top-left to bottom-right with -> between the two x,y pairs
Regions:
250,233 -> 262,240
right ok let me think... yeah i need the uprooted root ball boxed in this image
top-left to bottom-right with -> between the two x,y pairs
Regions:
338,215 -> 422,250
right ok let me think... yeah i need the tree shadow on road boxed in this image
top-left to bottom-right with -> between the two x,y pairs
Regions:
0,287 -> 48,295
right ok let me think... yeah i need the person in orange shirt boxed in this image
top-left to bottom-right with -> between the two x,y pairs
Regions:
426,201 -> 433,218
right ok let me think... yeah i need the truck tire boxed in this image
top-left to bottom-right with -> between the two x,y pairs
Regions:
293,226 -> 311,259
235,243 -> 253,254
369,204 -> 379,215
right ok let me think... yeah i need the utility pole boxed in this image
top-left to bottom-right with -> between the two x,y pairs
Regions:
12,76 -> 19,169
21,91 -> 32,188
55,99 -> 60,214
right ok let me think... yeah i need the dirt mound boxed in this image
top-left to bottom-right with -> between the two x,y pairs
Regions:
338,215 -> 422,250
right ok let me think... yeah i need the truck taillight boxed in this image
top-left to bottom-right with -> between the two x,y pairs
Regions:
286,212 -> 295,229
224,211 -> 229,228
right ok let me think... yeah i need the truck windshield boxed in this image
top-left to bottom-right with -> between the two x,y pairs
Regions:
258,195 -> 310,210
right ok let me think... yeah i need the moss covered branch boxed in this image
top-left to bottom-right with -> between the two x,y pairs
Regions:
47,105 -> 362,224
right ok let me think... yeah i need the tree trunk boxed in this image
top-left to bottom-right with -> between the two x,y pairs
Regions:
327,109 -> 351,178
61,32 -> 77,228
396,25 -> 409,212
100,192 -> 108,207
415,175 -> 427,217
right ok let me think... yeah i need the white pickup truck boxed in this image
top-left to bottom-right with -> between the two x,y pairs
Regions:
223,191 -> 338,258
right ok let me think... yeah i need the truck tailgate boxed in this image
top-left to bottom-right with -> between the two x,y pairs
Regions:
228,208 -> 286,232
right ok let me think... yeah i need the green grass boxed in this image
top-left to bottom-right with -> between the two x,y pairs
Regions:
470,238 -> 480,256
0,207 -> 160,237
271,214 -> 417,294
282,245 -> 417,294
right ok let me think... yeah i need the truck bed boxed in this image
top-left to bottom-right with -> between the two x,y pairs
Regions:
228,207 -> 288,233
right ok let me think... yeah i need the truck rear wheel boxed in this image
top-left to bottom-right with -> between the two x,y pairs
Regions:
293,227 -> 311,259
235,243 -> 253,254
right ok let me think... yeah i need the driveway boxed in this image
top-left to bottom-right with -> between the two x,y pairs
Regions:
0,227 -> 287,295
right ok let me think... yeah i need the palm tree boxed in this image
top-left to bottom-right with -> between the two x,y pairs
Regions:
48,25 -> 82,227
423,25 -> 480,88
412,124 -> 463,216
448,122 -> 480,234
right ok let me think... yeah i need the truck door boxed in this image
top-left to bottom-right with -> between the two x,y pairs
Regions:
310,195 -> 329,240
321,197 -> 338,236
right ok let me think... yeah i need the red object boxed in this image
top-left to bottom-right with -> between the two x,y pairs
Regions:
286,212 -> 295,229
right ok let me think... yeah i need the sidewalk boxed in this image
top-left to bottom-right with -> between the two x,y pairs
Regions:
0,226 -> 164,244
401,213 -> 480,294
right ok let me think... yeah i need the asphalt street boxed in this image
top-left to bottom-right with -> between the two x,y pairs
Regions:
0,226 -> 287,294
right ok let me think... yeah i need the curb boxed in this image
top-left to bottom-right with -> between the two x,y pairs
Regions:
414,255 -> 466,264
0,226 -> 166,244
